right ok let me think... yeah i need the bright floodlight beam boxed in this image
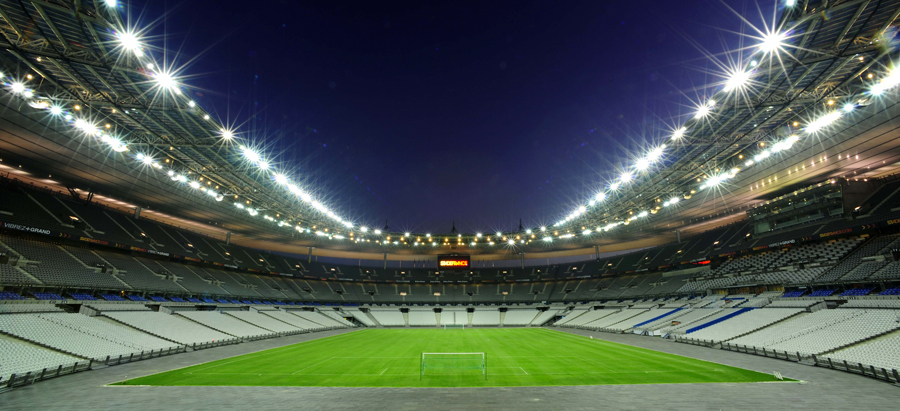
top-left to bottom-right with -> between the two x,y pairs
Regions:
118,31 -> 142,56
155,71 -> 176,90
724,70 -> 751,92
694,104 -> 711,118
241,146 -> 262,163
759,31 -> 787,54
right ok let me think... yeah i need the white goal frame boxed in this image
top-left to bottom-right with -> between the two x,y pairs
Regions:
420,352 -> 486,380
443,324 -> 466,329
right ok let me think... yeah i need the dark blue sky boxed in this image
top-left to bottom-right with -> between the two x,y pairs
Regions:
133,0 -> 777,233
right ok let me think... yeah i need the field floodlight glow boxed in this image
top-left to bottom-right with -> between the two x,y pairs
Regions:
582,229 -> 591,235
49,105 -> 63,115
648,145 -> 665,161
540,226 -> 547,232
189,181 -> 200,189
842,103 -> 855,113
104,0 -> 117,7
759,31 -> 787,54
10,82 -> 25,93
155,71 -> 176,90
672,127 -> 686,139
221,129 -> 234,139
620,171 -> 633,183
110,140 -> 128,152
724,70 -> 751,92
118,31 -> 142,56
637,211 -> 649,218
360,226 -> 368,232
241,146 -> 261,163
476,233 -> 482,237
871,70 -> 900,96
507,239 -> 515,245
635,157 -> 651,171
274,174 -> 288,185
694,103 -> 712,118
804,111 -> 842,133
772,135 -> 800,153
374,229 -> 382,234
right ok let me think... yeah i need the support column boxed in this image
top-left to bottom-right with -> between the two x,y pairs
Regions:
520,253 -> 525,269
594,245 -> 600,260
134,207 -> 141,220
676,230 -> 681,242
308,247 -> 313,263
225,232 -> 232,245
383,253 -> 388,270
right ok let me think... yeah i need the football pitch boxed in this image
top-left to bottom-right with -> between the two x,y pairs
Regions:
116,328 -> 784,387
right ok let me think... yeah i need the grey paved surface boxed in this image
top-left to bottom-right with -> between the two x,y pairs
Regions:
2,327 -> 897,410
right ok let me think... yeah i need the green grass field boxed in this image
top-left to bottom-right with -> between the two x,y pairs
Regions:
117,328 -> 783,387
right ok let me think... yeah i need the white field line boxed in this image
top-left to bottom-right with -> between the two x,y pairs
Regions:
291,357 -> 336,375
519,367 -> 528,375
380,368 -> 388,375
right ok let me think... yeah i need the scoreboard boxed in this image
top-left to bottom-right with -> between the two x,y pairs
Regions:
438,254 -> 470,270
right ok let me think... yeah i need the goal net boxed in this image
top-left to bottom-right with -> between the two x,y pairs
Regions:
420,352 -> 486,380
444,324 -> 466,329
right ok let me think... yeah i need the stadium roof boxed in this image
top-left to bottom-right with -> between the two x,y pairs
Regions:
2,0 -> 900,258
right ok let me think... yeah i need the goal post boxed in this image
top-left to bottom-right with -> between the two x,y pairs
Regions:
443,324 -> 466,329
420,352 -> 486,380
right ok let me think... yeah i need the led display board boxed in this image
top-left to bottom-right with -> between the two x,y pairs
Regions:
438,254 -> 470,270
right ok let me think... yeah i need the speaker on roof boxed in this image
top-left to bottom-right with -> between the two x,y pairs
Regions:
0,252 -> 8,264
892,249 -> 900,261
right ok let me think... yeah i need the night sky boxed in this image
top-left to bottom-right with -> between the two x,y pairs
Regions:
133,0 -> 777,233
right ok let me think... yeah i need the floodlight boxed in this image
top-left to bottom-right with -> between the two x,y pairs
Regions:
759,31 -> 787,54
118,31 -> 141,53
724,70 -> 751,91
155,71 -> 176,90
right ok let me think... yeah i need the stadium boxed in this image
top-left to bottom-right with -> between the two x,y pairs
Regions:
0,0 -> 899,409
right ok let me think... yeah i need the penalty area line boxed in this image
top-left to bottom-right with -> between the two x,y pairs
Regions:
291,357 -> 336,375
380,368 -> 389,375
